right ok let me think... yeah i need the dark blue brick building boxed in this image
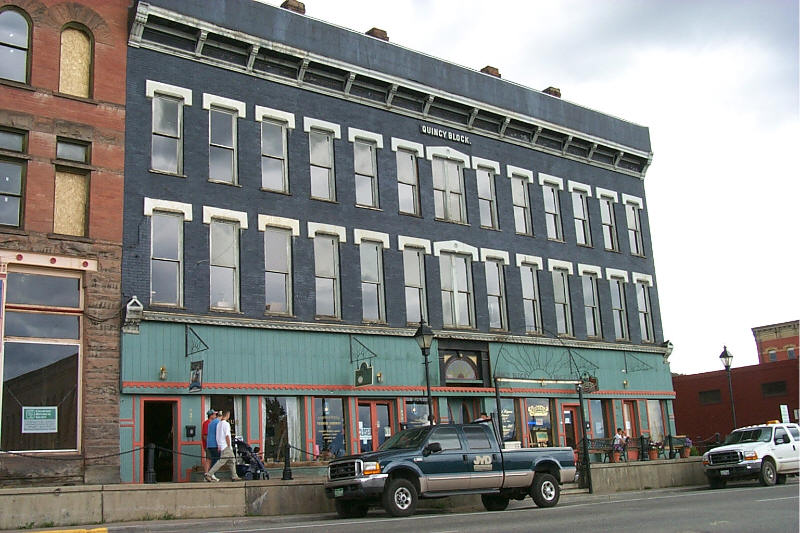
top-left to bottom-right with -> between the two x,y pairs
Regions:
119,0 -> 674,482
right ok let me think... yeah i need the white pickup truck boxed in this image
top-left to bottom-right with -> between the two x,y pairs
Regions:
702,422 -> 800,488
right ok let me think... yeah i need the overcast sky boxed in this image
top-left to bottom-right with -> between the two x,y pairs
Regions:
259,0 -> 799,373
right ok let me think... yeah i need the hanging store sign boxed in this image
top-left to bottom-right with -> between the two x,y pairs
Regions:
420,124 -> 471,145
22,406 -> 58,433
189,360 -> 203,392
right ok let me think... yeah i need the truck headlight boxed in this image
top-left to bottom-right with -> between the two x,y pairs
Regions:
743,451 -> 758,461
362,462 -> 381,475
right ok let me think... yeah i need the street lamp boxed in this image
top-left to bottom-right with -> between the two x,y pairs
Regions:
414,320 -> 435,425
719,346 -> 737,429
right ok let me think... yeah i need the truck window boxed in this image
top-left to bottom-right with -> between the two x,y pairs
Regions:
788,427 -> 800,441
430,427 -> 462,451
774,427 -> 789,444
463,426 -> 492,449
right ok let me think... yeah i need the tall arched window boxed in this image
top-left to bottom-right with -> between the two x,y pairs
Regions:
0,9 -> 30,83
59,26 -> 91,98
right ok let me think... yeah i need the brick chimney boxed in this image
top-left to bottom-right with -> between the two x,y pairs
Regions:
366,27 -> 389,41
280,0 -> 306,15
480,65 -> 501,78
543,86 -> 561,98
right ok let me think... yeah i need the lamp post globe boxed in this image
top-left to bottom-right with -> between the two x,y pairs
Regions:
719,345 -> 733,370
413,321 -> 436,425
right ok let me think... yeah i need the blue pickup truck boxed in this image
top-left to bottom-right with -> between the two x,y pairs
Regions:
324,421 -> 576,517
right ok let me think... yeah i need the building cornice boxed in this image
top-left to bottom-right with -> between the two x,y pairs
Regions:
130,3 -> 652,179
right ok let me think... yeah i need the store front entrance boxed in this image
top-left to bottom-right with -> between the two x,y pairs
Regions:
562,405 -> 580,450
357,401 -> 392,452
446,398 -> 479,424
143,401 -> 176,482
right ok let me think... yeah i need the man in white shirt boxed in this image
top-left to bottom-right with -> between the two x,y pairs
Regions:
205,411 -> 242,482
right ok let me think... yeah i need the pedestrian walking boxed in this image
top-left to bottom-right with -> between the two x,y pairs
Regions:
205,410 -> 241,482
201,409 -> 216,473
206,410 -> 221,468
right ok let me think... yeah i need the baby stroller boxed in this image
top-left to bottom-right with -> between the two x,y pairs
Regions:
234,437 -> 270,480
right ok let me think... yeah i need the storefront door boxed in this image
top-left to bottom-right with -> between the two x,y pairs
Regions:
562,405 -> 579,449
622,400 -> 638,437
357,401 -> 392,452
447,398 -> 478,424
143,400 -> 176,482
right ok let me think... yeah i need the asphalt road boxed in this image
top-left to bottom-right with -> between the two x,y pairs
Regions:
24,480 -> 800,533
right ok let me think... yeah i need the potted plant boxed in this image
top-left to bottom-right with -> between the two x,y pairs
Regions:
681,437 -> 692,458
648,441 -> 661,460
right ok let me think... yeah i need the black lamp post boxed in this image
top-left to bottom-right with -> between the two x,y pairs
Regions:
719,346 -> 737,429
414,320 -> 435,425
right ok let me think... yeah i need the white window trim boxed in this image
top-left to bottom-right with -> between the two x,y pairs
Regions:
596,187 -> 619,202
146,80 -> 193,105
547,259 -> 574,275
202,206 -> 248,228
632,272 -> 654,286
0,250 -> 97,271
347,127 -> 383,149
606,268 -> 629,282
255,105 -> 295,129
303,117 -> 341,138
433,240 -> 479,260
202,93 -> 246,117
257,214 -> 300,236
144,198 -> 192,220
506,165 -> 534,182
515,253 -> 542,269
538,172 -> 564,190
480,248 -> 510,265
390,137 -> 424,156
471,156 -> 500,174
578,263 -> 602,277
568,180 -> 592,196
397,236 -> 431,254
354,229 -> 390,248
307,222 -> 347,242
426,146 -> 470,166
622,193 -> 643,208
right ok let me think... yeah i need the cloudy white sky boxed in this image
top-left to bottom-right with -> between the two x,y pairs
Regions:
261,0 -> 799,373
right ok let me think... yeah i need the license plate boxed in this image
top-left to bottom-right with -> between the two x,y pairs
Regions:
334,488 -> 344,497
720,469 -> 729,476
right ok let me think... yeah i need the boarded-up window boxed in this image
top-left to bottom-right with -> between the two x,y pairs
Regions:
59,28 -> 91,98
54,170 -> 87,236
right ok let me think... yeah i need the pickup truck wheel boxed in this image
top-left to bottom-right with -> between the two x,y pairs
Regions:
481,494 -> 510,511
334,500 -> 369,518
776,474 -> 787,485
759,460 -> 777,486
383,478 -> 417,517
708,477 -> 726,489
531,473 -> 560,508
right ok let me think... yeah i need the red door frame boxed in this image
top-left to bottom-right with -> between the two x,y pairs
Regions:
357,400 -> 394,452
622,400 -> 639,437
561,404 -> 580,449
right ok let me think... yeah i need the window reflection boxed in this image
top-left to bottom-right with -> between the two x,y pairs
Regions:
7,272 -> 80,308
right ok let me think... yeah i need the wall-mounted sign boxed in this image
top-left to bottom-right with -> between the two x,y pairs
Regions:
22,406 -> 58,433
420,124 -> 471,145
189,360 -> 203,392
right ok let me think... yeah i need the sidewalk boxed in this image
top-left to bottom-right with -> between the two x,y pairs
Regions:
7,484 -> 714,533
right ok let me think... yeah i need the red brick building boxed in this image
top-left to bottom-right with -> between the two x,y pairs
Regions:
0,0 -> 128,484
672,358 -> 799,442
752,320 -> 799,364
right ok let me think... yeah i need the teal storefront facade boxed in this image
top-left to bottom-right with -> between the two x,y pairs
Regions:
119,318 -> 674,483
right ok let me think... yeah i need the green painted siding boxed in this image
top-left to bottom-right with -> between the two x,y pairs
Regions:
122,323 -> 437,394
